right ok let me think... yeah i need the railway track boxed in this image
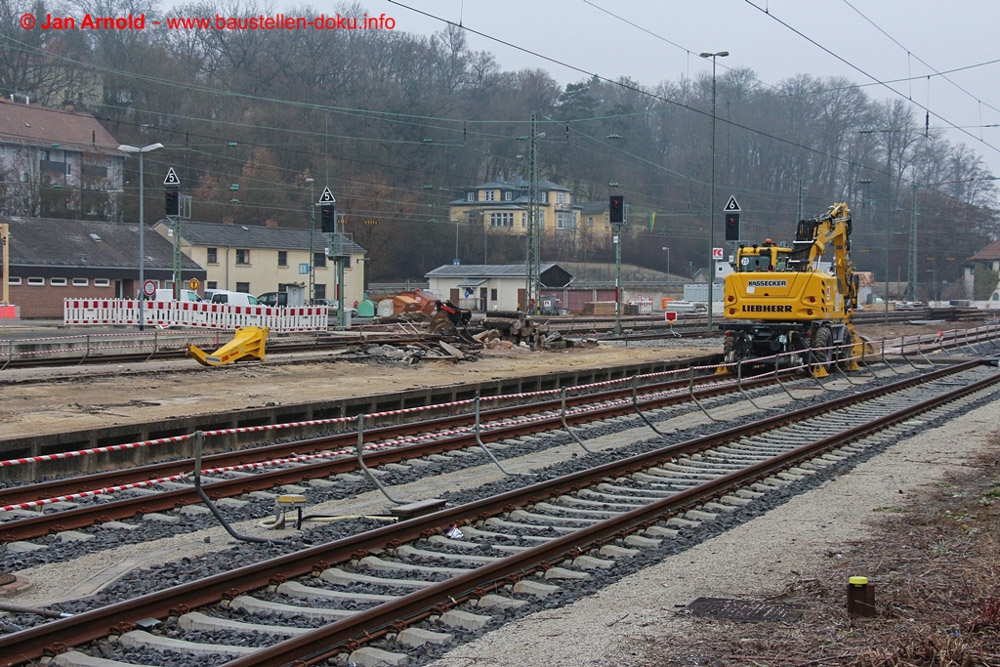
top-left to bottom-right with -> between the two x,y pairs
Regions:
1,307 -> 991,369
3,324 -> 997,548
2,349 -> 1000,665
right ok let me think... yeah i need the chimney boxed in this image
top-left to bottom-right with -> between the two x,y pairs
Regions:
223,217 -> 234,225
265,219 -> 277,228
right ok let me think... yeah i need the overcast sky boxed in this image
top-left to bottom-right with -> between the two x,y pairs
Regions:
154,0 -> 1000,176
359,0 -> 1000,175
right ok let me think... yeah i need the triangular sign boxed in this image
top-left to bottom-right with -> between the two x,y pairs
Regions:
163,167 -> 181,187
317,187 -> 336,204
724,195 -> 741,212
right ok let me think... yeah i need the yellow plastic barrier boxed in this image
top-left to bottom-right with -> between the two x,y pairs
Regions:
186,326 -> 268,366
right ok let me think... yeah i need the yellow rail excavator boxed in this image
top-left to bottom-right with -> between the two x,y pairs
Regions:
186,326 -> 268,366
721,202 -> 865,377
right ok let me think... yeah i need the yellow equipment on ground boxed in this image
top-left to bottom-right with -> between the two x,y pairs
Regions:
186,326 -> 268,366
721,203 -> 864,377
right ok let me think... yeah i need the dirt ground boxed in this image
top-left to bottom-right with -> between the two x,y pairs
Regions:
0,321 -> 955,440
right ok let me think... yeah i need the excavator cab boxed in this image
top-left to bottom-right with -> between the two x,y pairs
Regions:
735,241 -> 791,273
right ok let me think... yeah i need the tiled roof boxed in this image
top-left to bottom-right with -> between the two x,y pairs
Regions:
577,201 -> 608,214
3,216 -> 200,271
0,100 -> 121,153
969,240 -> 1000,261
174,221 -> 366,255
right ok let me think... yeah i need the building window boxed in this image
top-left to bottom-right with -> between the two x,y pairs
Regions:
538,210 -> 546,228
314,284 -> 326,300
466,192 -> 475,202
207,281 -> 217,290
236,249 -> 250,265
27,277 -> 44,285
504,191 -> 513,201
236,282 -> 250,293
521,213 -> 527,228
538,191 -> 547,203
72,278 -> 89,286
556,191 -> 567,205
51,277 -> 68,286
94,278 -> 110,287
483,189 -> 496,201
491,288 -> 498,300
490,212 -> 513,227
314,252 -> 326,268
8,276 -> 21,285
587,216 -> 594,227
277,251 -> 288,267
206,247 -> 218,264
557,211 -> 575,230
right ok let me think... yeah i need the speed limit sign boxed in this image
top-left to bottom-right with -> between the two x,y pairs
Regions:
142,280 -> 157,297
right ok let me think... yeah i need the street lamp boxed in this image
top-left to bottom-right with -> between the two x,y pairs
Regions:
661,246 -> 670,275
306,177 -> 315,302
451,218 -> 459,264
118,142 -> 164,331
700,50 -> 728,332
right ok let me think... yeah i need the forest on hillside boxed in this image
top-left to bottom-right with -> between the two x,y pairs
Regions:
3,0 -> 999,299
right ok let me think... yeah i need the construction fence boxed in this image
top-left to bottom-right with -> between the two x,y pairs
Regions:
64,299 -> 329,332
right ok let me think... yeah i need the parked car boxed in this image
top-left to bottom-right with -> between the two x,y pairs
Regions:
257,292 -> 287,307
208,290 -> 260,306
257,291 -> 307,307
151,288 -> 203,302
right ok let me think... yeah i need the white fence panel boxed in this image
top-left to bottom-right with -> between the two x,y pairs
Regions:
63,299 -> 328,332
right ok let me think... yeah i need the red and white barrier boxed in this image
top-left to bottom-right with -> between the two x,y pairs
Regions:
64,299 -> 328,332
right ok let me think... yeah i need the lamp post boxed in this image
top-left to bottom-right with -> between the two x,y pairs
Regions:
451,218 -> 459,264
306,177 -> 315,302
700,50 -> 728,332
118,142 -> 164,331
661,246 -> 670,275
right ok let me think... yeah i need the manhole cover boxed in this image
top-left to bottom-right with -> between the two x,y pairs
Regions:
684,597 -> 802,623
0,573 -> 16,586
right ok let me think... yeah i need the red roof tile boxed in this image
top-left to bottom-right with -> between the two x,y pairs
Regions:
0,99 -> 120,153
969,240 -> 1000,261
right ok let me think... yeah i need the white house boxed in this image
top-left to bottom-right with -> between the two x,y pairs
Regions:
0,99 -> 124,219
426,263 -> 573,312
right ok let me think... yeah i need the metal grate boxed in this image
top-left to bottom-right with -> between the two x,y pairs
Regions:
684,597 -> 803,623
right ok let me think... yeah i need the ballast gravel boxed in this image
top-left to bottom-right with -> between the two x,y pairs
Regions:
3,359 -> 997,666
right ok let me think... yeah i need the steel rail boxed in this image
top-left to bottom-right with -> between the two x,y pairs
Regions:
0,370 -> 791,541
0,368 -> 771,508
232,367 -> 1000,667
0,361 -> 993,665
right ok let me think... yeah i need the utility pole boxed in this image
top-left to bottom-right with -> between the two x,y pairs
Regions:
700,51 -> 728,332
908,182 -> 917,301
525,112 -> 541,313
306,177 -> 315,302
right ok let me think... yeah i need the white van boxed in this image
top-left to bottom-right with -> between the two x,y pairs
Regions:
152,288 -> 203,302
209,290 -> 260,306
